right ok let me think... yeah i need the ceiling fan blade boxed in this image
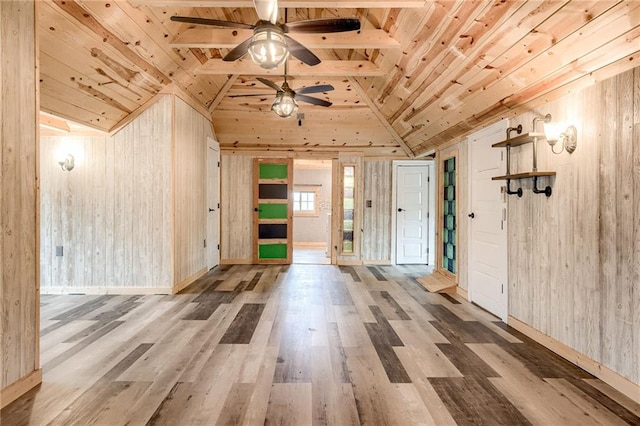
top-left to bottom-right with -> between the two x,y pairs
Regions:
295,84 -> 334,95
170,16 -> 254,30
296,94 -> 332,107
284,18 -> 361,34
223,37 -> 253,61
257,77 -> 282,92
228,94 -> 273,98
284,35 -> 321,66
254,0 -> 278,24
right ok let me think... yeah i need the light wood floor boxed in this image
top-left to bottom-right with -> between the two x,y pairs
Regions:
293,247 -> 331,265
2,264 -> 639,425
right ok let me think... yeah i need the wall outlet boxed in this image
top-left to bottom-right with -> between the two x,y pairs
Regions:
56,246 -> 63,256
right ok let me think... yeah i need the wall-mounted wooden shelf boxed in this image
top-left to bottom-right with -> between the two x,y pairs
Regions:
492,171 -> 556,181
491,132 -> 545,148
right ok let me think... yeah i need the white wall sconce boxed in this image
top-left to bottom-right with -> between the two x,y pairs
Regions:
58,154 -> 75,171
543,118 -> 577,154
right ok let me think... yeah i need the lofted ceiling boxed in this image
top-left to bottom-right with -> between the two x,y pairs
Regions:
39,1 -> 640,157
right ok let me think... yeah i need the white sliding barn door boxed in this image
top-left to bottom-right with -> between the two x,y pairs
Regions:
468,121 -> 508,321
206,138 -> 220,269
395,164 -> 430,264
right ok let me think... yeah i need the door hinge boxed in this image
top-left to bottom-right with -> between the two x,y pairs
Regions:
217,161 -> 220,167
204,239 -> 207,248
218,203 -> 220,209
217,244 -> 220,250
501,283 -> 504,294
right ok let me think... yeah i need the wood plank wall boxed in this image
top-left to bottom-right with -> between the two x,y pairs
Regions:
172,97 -> 214,290
39,96 -> 173,293
220,154 -> 254,263
507,66 -> 640,385
0,0 -> 40,404
363,160 -> 393,263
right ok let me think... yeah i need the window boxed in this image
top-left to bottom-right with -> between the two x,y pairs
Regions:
341,165 -> 356,253
293,186 -> 320,216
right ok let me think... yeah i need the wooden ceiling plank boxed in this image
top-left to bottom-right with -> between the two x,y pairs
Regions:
40,93 -> 120,131
402,3 -> 640,142
409,49 -> 638,155
197,59 -> 384,76
170,28 -> 399,49
388,1 -> 603,125
356,5 -> 433,103
406,30 -> 640,153
79,0 -> 224,106
39,113 -> 71,133
131,1 -> 427,8
377,0 -> 474,105
40,80 -> 132,122
39,3 -> 160,101
51,0 -> 171,85
381,0 -> 567,122
210,75 -> 240,113
39,48 -> 146,110
346,77 -> 413,157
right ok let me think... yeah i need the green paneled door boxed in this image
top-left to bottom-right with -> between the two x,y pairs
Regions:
254,159 -> 293,263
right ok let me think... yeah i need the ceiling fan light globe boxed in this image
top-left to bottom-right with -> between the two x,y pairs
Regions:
272,93 -> 298,118
248,27 -> 288,69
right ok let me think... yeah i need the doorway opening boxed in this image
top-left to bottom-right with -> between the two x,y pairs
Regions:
292,159 -> 332,264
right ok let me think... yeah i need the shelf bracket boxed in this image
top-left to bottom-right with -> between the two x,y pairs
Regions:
532,176 -> 552,197
505,179 -> 523,197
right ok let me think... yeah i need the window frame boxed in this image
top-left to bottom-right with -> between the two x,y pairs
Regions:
292,185 -> 321,217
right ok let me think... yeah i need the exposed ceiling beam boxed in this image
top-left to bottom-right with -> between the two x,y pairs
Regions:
197,59 -> 384,76
347,77 -> 414,158
170,29 -> 399,49
132,0 -> 427,8
209,74 -> 239,113
39,113 -> 70,133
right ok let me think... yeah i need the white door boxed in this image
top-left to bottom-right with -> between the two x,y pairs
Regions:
396,165 -> 429,264
206,140 -> 220,269
468,121 -> 508,321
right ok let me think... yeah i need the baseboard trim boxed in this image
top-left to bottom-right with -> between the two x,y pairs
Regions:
508,316 -> 640,402
1,369 -> 42,409
220,258 -> 252,265
337,259 -> 363,266
173,267 -> 207,294
41,287 -> 171,295
456,286 -> 468,300
293,242 -> 326,248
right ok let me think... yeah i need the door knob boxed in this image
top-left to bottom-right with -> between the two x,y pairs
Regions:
397,208 -> 404,212
468,212 -> 475,218
209,208 -> 215,212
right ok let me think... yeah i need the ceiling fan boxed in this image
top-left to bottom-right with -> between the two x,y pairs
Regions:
171,0 -> 360,69
230,76 -> 334,118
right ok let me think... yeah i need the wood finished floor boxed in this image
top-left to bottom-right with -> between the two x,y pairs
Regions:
3,264 -> 640,425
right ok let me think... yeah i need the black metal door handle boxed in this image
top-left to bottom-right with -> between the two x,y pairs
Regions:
468,212 -> 475,218
209,208 -> 215,212
397,208 -> 404,212
254,207 -> 261,212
